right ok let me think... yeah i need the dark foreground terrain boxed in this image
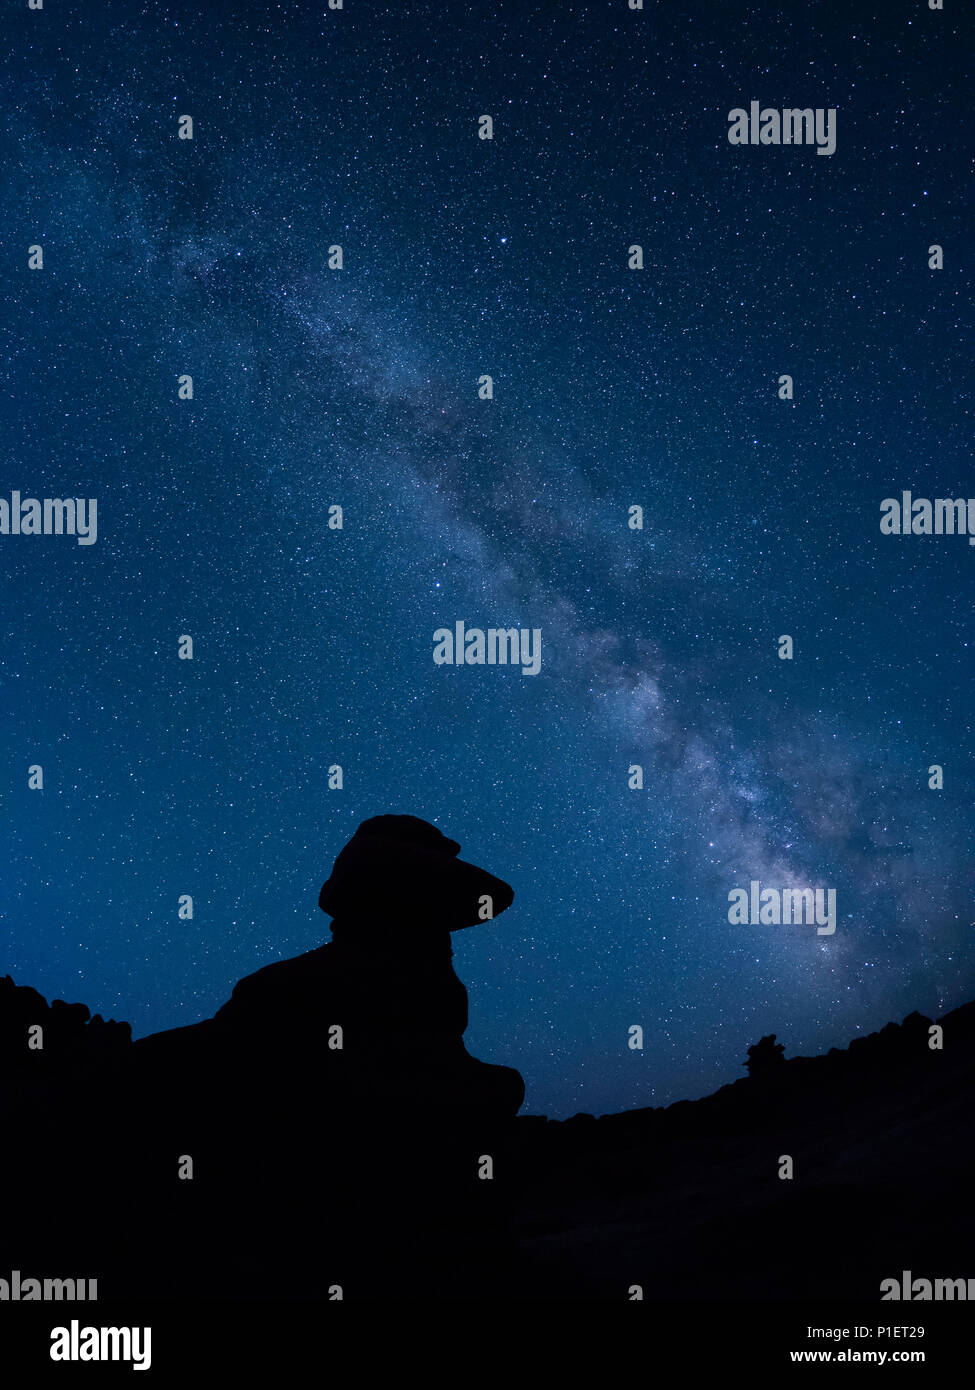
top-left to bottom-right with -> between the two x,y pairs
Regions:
1,973 -> 971,1301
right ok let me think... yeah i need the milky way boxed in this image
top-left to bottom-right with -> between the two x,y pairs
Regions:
1,1 -> 971,1115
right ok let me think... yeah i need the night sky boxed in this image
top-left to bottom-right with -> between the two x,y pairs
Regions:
2,0 -> 971,1119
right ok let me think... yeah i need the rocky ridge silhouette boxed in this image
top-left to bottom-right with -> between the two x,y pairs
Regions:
1,971 -> 970,1299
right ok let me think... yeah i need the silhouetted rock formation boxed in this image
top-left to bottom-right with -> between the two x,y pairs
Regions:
0,818 -> 525,1299
744,1033 -> 786,1075
0,974 -> 132,1079
131,817 -> 526,1295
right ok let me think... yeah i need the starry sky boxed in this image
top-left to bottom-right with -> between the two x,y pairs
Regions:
2,0 -> 971,1118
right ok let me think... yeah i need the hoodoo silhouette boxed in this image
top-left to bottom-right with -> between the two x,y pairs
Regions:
212,813 -> 525,1121
129,815 -> 527,1296
0,817 -> 526,1299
